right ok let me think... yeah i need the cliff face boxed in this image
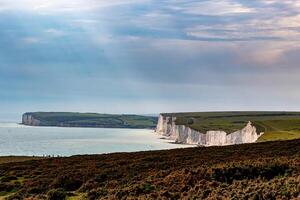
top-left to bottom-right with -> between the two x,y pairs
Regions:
22,114 -> 41,126
156,115 -> 264,146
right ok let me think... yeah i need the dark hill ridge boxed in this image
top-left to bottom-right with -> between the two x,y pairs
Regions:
22,112 -> 158,129
1,139 -> 300,199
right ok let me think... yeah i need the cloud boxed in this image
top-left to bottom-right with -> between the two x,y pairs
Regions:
44,29 -> 66,37
0,0 -> 149,14
177,1 -> 300,42
170,0 -> 254,16
185,21 -> 300,41
1,0 -> 300,115
21,37 -> 41,44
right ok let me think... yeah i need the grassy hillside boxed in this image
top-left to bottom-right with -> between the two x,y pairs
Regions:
162,111 -> 300,141
0,157 -> 44,165
0,139 -> 300,199
23,112 -> 158,129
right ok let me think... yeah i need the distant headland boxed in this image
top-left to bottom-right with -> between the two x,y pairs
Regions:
22,112 -> 158,129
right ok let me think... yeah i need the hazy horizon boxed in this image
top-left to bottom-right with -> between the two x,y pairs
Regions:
1,0 -> 300,118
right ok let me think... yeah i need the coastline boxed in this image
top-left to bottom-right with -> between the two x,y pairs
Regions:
20,123 -> 156,130
0,123 -> 193,157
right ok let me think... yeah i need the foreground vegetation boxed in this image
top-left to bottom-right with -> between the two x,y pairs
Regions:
163,111 -> 300,141
23,112 -> 158,129
0,157 -> 44,165
0,139 -> 300,199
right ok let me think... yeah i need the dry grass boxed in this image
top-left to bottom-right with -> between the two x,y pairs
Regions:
0,156 -> 44,164
0,139 -> 300,199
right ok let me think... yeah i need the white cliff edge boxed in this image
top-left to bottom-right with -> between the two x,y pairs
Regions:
156,115 -> 264,146
22,114 -> 41,126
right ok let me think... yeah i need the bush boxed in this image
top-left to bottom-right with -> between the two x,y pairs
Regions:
187,118 -> 194,125
0,176 -> 18,182
6,193 -> 23,200
51,175 -> 83,191
142,183 -> 154,193
211,163 -> 290,184
94,173 -> 108,183
47,188 -> 66,200
88,188 -> 108,200
0,183 -> 15,192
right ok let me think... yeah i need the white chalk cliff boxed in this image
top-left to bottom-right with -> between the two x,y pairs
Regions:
22,113 -> 41,126
156,115 -> 264,146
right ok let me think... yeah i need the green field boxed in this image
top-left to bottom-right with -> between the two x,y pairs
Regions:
23,112 -> 158,129
162,112 -> 300,142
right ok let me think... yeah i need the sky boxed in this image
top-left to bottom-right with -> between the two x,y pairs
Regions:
0,0 -> 300,120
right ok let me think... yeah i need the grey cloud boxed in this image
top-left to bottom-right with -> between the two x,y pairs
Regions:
1,0 -> 300,116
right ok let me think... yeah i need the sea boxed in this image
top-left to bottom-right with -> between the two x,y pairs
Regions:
0,122 -> 192,156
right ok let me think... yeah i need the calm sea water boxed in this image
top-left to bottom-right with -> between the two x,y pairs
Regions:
0,123 -> 191,156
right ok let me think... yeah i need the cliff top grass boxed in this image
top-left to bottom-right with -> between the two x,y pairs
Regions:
23,112 -> 158,129
161,111 -> 300,141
